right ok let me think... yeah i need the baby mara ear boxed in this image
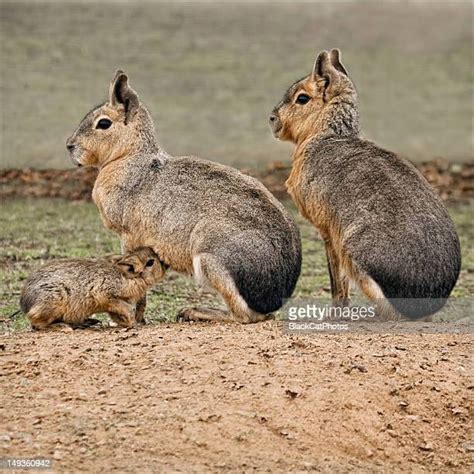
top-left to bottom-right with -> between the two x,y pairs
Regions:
115,255 -> 144,278
108,70 -> 140,125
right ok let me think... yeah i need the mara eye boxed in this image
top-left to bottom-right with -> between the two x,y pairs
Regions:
145,259 -> 155,267
96,118 -> 112,130
296,94 -> 311,105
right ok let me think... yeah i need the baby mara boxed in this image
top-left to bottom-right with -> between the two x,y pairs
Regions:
20,248 -> 166,330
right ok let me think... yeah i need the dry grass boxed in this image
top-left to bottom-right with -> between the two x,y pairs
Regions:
1,198 -> 472,331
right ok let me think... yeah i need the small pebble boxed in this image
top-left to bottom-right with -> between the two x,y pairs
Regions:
53,450 -> 63,460
461,442 -> 474,452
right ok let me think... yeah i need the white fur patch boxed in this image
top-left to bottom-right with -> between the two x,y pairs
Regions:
365,277 -> 385,299
192,254 -> 252,316
234,291 -> 251,314
192,255 -> 207,286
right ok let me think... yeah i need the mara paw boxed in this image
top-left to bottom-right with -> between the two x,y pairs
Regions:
176,307 -> 212,322
176,307 -> 231,323
69,318 -> 103,330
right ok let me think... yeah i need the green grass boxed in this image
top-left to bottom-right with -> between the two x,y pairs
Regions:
1,198 -> 472,331
1,1 -> 472,169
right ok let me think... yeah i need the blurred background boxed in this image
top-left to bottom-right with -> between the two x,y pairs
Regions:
1,0 -> 472,169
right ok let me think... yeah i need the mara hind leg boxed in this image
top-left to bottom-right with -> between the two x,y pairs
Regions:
325,239 -> 350,307
178,307 -> 236,323
326,241 -> 400,321
27,305 -> 62,330
27,305 -> 99,331
177,254 -> 272,324
358,275 -> 401,321
68,318 -> 102,329
359,277 -> 434,322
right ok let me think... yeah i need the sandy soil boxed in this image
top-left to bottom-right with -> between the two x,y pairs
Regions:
1,322 -> 473,472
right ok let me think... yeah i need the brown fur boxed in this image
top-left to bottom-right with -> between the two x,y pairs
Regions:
66,71 -> 302,323
20,248 -> 165,330
270,49 -> 461,319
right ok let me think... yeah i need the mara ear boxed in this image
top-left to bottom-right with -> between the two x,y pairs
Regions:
116,255 -> 145,277
118,261 -> 137,277
110,254 -> 124,265
109,70 -> 140,124
329,48 -> 348,76
311,50 -> 340,102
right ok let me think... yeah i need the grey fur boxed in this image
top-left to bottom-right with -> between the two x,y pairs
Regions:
304,137 -> 461,316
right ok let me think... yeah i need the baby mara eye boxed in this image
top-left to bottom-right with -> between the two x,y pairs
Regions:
145,259 -> 155,267
96,118 -> 112,130
295,94 -> 311,105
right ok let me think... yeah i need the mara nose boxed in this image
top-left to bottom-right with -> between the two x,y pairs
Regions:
66,143 -> 75,152
269,114 -> 277,123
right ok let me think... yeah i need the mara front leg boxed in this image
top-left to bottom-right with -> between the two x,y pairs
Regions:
134,294 -> 147,324
325,239 -> 350,307
106,299 -> 136,328
121,236 -> 147,324
177,253 -> 273,324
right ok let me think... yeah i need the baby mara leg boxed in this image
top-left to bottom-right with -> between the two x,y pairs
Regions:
135,294 -> 147,324
121,239 -> 147,324
27,305 -> 61,330
106,299 -> 136,328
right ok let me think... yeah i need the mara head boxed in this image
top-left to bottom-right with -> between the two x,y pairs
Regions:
113,247 -> 167,284
269,49 -> 360,145
66,71 -> 157,168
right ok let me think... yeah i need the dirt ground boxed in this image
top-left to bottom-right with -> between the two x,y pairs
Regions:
1,321 -> 472,472
1,159 -> 473,202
